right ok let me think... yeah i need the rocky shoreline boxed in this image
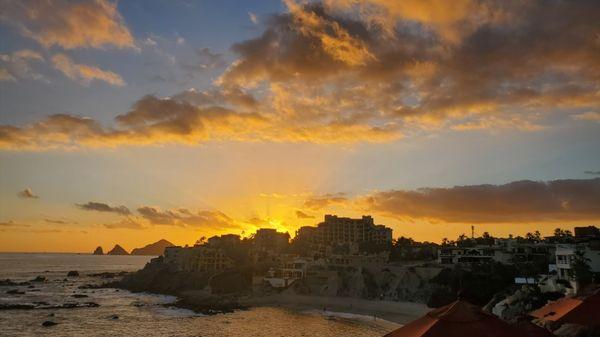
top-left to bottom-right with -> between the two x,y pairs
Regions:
104,259 -> 250,315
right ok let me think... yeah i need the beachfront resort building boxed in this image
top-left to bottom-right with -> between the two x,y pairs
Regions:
253,228 -> 290,252
294,215 -> 393,256
164,245 -> 234,272
318,215 -> 392,245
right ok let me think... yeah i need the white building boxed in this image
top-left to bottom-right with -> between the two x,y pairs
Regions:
555,243 -> 600,280
263,256 -> 309,288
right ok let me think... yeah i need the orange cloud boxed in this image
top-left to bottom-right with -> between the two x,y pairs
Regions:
0,92 -> 400,150
304,193 -> 349,210
0,1 -> 598,151
1,0 -> 134,49
328,0 -> 494,43
52,54 -> 125,86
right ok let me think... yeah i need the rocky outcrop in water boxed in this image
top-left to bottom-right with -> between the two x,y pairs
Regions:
107,258 -> 252,314
86,271 -> 129,279
93,246 -> 104,255
170,294 -> 247,315
67,271 -> 79,277
130,239 -> 174,256
107,244 -> 129,255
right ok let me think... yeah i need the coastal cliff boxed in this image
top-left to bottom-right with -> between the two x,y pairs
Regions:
110,257 -> 252,314
114,257 -> 252,295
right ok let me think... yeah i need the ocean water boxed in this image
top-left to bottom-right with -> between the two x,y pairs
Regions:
0,253 -> 395,336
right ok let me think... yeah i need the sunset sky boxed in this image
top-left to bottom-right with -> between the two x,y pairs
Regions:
1,0 -> 599,253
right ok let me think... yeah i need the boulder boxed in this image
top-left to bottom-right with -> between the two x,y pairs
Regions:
67,271 -> 79,277
0,304 -> 35,310
30,276 -> 46,283
0,279 -> 17,286
42,321 -> 57,327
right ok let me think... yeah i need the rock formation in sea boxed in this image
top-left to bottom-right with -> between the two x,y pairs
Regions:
93,246 -> 104,255
130,239 -> 174,256
107,244 -> 129,255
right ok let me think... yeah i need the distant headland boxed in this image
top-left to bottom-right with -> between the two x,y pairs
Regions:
93,239 -> 174,256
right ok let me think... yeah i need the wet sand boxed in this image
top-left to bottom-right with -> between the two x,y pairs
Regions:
240,294 -> 430,324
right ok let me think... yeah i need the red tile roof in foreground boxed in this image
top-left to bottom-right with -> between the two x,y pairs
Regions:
384,300 -> 524,337
529,292 -> 600,326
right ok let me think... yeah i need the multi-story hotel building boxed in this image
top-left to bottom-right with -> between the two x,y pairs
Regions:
294,215 -> 393,256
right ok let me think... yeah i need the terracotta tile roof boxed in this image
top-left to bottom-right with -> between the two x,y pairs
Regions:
384,300 -> 525,337
529,292 -> 600,326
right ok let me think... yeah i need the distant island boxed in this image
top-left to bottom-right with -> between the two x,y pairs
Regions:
94,239 -> 174,256
106,244 -> 129,255
131,239 -> 174,256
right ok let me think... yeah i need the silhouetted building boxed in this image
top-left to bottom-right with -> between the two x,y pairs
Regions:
163,245 -> 234,272
253,228 -> 290,252
318,215 -> 392,245
208,234 -> 241,247
294,215 -> 393,256
574,226 -> 600,239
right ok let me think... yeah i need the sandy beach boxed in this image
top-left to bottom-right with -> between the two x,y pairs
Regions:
240,294 -> 430,324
